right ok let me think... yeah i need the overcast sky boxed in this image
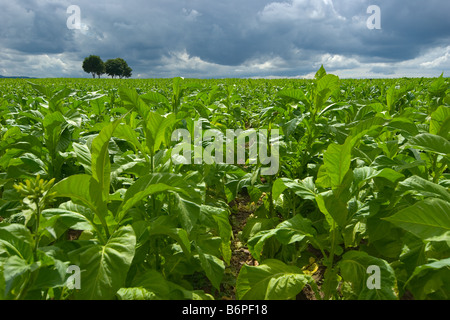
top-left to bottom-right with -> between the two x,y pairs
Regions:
0,0 -> 449,78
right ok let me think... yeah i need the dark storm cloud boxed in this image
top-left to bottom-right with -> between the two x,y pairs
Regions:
370,66 -> 396,75
353,0 -> 450,60
256,0 -> 450,61
0,0 -> 448,78
0,0 -> 72,54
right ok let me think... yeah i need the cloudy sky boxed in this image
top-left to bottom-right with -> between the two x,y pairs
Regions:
0,0 -> 449,78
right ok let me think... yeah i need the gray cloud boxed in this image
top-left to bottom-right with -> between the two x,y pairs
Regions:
0,0 -> 448,78
370,66 -> 396,75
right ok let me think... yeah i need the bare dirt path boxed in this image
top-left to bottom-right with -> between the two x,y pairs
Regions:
221,193 -> 259,300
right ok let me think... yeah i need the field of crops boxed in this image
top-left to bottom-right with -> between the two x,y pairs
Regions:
0,67 -> 449,300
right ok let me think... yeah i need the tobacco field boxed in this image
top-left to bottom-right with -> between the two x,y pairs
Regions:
0,67 -> 449,300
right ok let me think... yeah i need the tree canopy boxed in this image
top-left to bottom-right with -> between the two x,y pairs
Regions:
82,55 -> 105,78
82,56 -> 132,79
105,58 -> 133,79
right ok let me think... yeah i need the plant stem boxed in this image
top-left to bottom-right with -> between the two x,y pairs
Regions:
150,152 -> 154,173
431,154 -> 442,184
323,221 -> 338,300
268,176 -> 274,218
291,190 -> 296,218
33,199 -> 41,260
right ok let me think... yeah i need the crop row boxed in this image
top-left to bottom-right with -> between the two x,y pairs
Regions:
0,67 -> 449,300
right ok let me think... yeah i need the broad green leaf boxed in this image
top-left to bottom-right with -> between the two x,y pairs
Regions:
172,76 -> 184,109
407,133 -> 450,156
317,136 -> 353,189
430,105 -> 450,139
247,229 -> 278,261
277,89 -> 309,105
349,116 -> 386,139
318,102 -> 348,117
315,74 -> 339,111
241,217 -> 280,242
314,65 -> 327,80
116,287 -> 156,300
352,167 -> 378,188
384,198 -> 450,241
196,245 -> 225,290
366,214 -> 404,258
325,137 -> 352,189
71,225 -> 136,300
429,72 -> 446,95
131,269 -> 214,300
119,87 -> 150,119
200,205 -> 232,264
28,81 -> 52,100
236,259 -> 313,300
41,208 -> 95,233
398,234 -> 428,275
316,74 -> 339,95
43,112 -> 66,165
405,257 -> 450,300
0,264 -> 4,300
388,118 -> 419,137
339,251 -> 398,300
140,91 -> 170,106
50,175 -> 103,214
148,216 -> 191,255
397,176 -> 450,202
282,116 -> 304,139
43,111 -> 65,130
3,255 -> 36,297
118,183 -> 186,222
248,215 -> 316,260
57,127 -> 71,154
386,84 -> 396,113
272,214 -> 316,245
272,177 -> 316,201
117,173 -> 199,223
49,174 -> 109,240
87,100 -> 106,117
91,119 -> 121,202
1,126 -> 22,142
72,142 -> 92,174
315,163 -> 332,189
29,254 -> 69,290
188,290 -> 215,300
5,153 -> 46,179
59,201 -> 96,226
172,193 -> 201,234
145,111 -> 177,154
131,269 -> 171,299
0,224 -> 34,261
212,216 -> 232,264
114,123 -> 148,161
329,168 -> 353,202
372,168 -> 405,184
109,154 -> 142,182
316,191 -> 348,228
48,88 -> 74,112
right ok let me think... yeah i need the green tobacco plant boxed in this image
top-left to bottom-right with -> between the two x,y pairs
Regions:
13,175 -> 56,257
0,71 -> 449,300
0,175 -> 72,300
236,69 -> 450,300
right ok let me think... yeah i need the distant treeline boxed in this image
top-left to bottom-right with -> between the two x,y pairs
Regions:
0,75 -> 35,79
82,55 -> 132,79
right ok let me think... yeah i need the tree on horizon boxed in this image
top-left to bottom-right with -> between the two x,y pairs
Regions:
82,55 -> 105,78
105,58 -> 132,79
